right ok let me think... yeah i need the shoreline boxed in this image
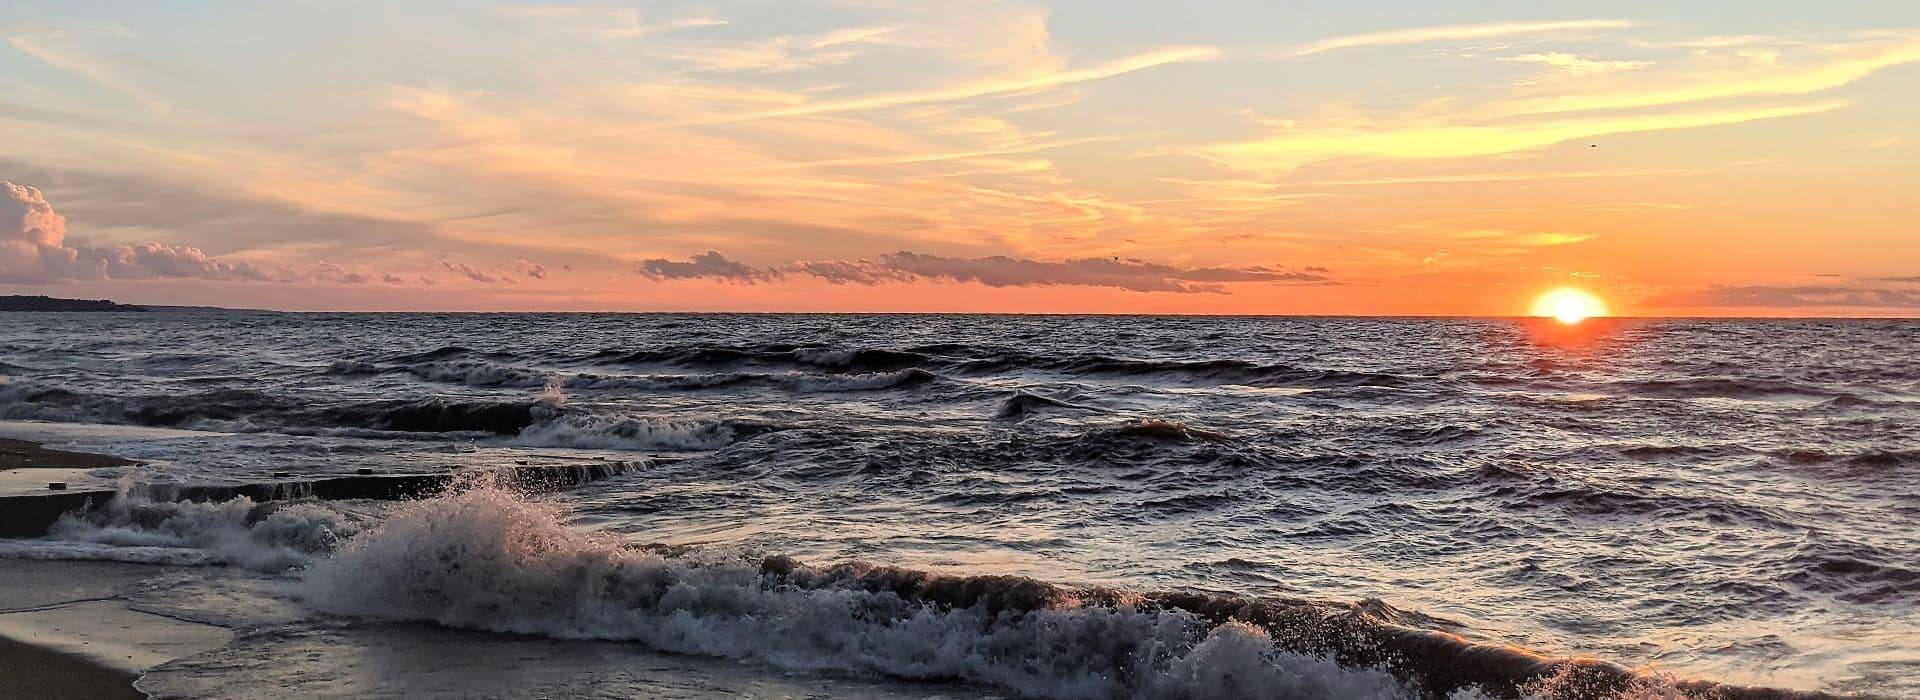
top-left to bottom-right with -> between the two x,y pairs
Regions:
0,433 -> 1873,698
0,559 -> 230,700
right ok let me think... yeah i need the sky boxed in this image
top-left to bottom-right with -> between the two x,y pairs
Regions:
2,0 -> 1917,315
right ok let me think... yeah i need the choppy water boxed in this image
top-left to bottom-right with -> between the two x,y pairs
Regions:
2,312 -> 1916,697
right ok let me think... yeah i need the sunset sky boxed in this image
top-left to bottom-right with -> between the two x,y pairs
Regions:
2,0 -> 1917,315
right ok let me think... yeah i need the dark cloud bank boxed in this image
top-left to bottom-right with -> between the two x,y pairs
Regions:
638,250 -> 1333,294
1656,282 -> 1920,310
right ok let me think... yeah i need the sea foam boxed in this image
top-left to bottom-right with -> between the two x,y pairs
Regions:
301,478 -> 1412,700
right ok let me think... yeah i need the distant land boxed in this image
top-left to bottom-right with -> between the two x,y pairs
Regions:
0,295 -> 263,313
0,295 -> 148,312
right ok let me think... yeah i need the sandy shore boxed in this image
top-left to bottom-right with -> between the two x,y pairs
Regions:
0,560 -> 230,699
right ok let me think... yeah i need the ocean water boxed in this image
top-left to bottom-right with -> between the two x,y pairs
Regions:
1,312 -> 1915,698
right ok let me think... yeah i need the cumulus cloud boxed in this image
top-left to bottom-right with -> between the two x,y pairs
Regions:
515,259 -> 549,279
637,251 -> 784,283
2,181 -> 292,283
1657,284 -> 1920,309
638,249 -> 1331,293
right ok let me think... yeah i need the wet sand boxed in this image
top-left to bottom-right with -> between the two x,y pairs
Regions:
0,560 -> 226,700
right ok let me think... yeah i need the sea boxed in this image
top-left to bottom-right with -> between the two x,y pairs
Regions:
0,312 -> 1914,698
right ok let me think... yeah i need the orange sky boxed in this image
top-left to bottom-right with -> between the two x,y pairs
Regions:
1,2 -> 1916,316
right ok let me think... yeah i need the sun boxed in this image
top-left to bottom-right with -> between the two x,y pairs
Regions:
1530,287 -> 1608,324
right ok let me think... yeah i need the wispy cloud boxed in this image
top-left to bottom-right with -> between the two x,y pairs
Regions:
1500,52 -> 1649,74
809,25 -> 905,50
5,31 -> 171,115
672,38 -> 859,73
1197,101 -> 1842,173
498,5 -> 724,39
1202,30 -> 1920,174
689,46 -> 1221,124
1282,20 -> 1635,57
1490,33 -> 1920,116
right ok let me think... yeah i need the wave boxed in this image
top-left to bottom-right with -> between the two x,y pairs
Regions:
0,379 -> 784,452
1784,543 -> 1920,605
0,381 -> 550,436
296,480 -> 1807,700
1610,377 -> 1845,401
581,343 -> 1415,388
1087,419 -> 1232,444
511,414 -> 781,451
300,480 -> 1412,699
996,391 -> 1102,420
330,357 -> 937,393
0,478 -> 364,571
0,470 -> 1831,699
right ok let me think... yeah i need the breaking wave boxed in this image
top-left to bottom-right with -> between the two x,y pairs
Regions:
301,480 -> 1414,699
296,479 -> 1806,700
0,478 -> 365,571
511,414 -> 781,451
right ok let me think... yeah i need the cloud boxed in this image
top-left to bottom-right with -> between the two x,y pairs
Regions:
1447,230 -> 1595,247
800,251 -> 1331,293
637,251 -> 783,283
688,45 -> 1221,125
1489,32 -> 1920,117
1283,20 -> 1634,57
788,258 -> 915,285
1,181 -> 298,283
1198,101 -> 1842,173
498,5 -> 724,39
5,31 -> 172,115
809,25 -> 905,50
1206,32 -> 1920,174
1500,52 -> 1649,74
672,24 -> 910,73
1655,284 -> 1920,309
672,38 -> 859,73
516,259 -> 549,279
437,260 -> 515,284
314,261 -> 380,284
640,249 -> 1330,293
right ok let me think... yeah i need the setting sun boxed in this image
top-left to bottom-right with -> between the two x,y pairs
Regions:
1531,288 -> 1609,324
